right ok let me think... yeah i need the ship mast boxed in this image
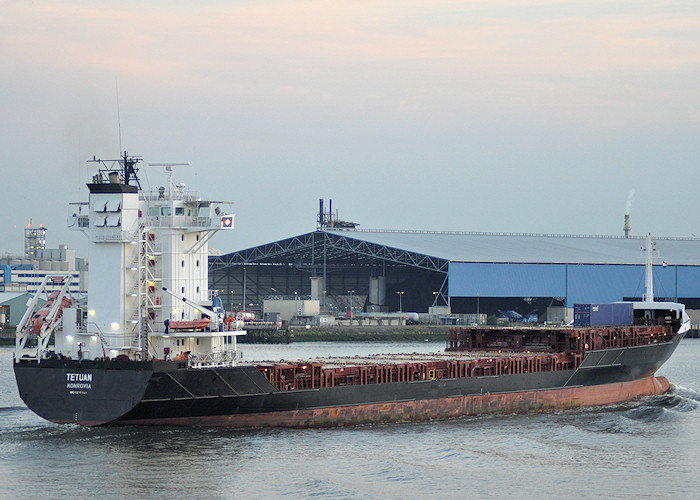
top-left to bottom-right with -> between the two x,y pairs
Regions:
644,233 -> 655,303
148,161 -> 190,198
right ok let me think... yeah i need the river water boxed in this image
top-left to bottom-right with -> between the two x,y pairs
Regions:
2,340 -> 699,499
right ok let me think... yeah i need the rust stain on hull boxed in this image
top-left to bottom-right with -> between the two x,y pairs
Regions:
118,376 -> 671,428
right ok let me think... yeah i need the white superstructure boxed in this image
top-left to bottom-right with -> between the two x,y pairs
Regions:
55,152 -> 241,362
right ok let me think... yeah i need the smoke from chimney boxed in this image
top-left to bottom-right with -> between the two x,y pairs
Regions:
625,189 -> 635,215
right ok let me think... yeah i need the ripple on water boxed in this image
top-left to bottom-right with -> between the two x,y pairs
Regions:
2,342 -> 700,499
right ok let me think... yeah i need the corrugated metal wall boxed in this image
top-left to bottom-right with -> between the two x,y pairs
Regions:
447,263 -> 566,298
677,266 -> 700,297
448,262 -> 694,304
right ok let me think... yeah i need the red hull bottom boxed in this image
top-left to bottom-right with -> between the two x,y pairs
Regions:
117,376 -> 671,428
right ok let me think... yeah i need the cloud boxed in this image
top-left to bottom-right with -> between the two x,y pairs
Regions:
3,1 -> 699,134
6,2 -> 699,79
1,0 -> 699,253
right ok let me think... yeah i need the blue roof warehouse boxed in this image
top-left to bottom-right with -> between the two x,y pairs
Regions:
209,229 -> 700,322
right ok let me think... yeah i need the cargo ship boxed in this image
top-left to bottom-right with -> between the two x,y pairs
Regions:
13,154 -> 690,427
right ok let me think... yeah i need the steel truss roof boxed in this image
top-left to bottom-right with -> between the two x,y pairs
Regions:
209,231 -> 449,274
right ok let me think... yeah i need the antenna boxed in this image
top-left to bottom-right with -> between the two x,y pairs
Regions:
88,152 -> 143,189
149,162 -> 190,198
115,78 -> 122,154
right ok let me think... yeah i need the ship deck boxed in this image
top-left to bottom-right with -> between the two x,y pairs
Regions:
241,349 -> 545,368
242,324 -> 677,392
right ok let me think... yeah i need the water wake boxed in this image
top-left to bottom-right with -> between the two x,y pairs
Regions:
669,384 -> 700,403
0,406 -> 27,413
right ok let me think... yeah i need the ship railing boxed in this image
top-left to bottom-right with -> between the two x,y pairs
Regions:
92,228 -> 130,241
141,216 -> 172,228
634,317 -> 665,326
140,215 -> 215,229
188,350 -> 240,368
192,217 -> 214,227
141,190 -> 201,202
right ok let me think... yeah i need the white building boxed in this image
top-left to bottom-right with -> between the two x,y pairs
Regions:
0,243 -> 88,295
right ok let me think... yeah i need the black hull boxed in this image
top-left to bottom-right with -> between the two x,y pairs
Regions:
14,358 -> 153,425
14,336 -> 683,427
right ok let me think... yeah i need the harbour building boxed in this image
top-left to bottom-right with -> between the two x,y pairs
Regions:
210,204 -> 700,326
0,225 -> 88,296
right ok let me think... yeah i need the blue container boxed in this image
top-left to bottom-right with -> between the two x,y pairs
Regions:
574,304 -> 591,326
574,303 -> 633,326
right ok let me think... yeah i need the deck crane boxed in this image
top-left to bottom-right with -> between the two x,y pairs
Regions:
161,287 -> 224,330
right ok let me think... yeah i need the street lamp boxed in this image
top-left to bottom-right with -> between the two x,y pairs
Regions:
477,293 -> 480,325
347,289 -> 354,318
397,291 -> 404,313
294,291 -> 301,321
432,291 -> 438,324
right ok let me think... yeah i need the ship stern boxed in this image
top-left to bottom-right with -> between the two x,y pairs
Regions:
14,358 -> 152,426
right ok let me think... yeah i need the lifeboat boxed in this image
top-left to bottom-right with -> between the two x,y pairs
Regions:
167,318 -> 211,332
31,292 -> 73,335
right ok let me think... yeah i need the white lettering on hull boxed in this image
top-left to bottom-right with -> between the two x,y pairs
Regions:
66,382 -> 92,389
66,373 -> 93,394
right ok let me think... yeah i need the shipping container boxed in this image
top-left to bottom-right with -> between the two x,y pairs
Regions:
573,304 -> 591,326
573,302 -> 633,326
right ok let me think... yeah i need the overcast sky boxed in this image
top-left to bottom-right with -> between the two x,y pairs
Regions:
2,1 -> 699,258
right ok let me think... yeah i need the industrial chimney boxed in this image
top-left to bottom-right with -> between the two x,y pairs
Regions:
624,213 -> 630,238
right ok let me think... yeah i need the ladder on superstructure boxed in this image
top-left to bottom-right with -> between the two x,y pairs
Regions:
139,224 -> 162,355
127,224 -> 162,357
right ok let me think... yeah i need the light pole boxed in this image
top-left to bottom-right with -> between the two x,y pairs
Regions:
294,291 -> 301,323
477,293 -> 480,325
242,266 -> 247,310
347,289 -> 354,318
397,291 -> 404,312
432,291 -> 438,324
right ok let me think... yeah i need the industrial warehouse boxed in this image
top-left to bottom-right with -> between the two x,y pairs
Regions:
209,204 -> 700,327
4,207 -> 700,333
